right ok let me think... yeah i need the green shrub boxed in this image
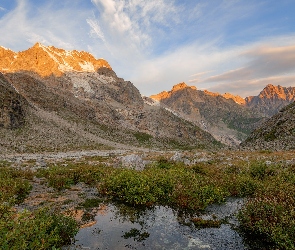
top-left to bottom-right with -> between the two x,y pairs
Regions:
239,194 -> 295,250
0,208 -> 78,250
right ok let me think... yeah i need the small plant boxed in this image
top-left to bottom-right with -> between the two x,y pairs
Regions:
191,217 -> 221,228
79,198 -> 102,209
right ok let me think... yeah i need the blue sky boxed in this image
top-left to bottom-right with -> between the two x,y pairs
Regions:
0,0 -> 295,97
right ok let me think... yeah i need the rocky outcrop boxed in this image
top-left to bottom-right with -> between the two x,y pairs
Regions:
0,72 -> 26,129
241,102 -> 295,151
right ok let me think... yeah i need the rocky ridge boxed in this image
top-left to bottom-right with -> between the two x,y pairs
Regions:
245,84 -> 295,116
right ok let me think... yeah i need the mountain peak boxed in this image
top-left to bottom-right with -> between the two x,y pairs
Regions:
150,82 -> 196,101
172,82 -> 196,92
258,84 -> 295,101
0,43 -> 112,76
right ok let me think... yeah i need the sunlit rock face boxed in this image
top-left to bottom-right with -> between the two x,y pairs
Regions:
0,43 -> 111,77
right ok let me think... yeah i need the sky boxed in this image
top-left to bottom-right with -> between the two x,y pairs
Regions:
0,0 -> 295,97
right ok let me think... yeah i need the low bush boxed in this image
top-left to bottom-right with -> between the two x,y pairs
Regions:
0,208 -> 78,250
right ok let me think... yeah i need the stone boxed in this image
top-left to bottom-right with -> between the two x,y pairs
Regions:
120,154 -> 146,171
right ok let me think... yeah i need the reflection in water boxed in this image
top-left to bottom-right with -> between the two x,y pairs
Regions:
66,199 -> 248,250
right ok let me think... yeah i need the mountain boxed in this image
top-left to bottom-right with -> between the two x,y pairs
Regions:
0,43 -> 111,77
245,84 -> 295,116
0,44 -> 219,153
241,101 -> 295,151
150,83 -> 264,146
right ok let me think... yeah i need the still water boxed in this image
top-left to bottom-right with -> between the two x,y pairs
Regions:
67,198 -> 248,250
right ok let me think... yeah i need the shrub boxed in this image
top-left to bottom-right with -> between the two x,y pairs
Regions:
0,208 -> 78,250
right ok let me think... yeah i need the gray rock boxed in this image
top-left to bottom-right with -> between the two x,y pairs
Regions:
120,154 -> 146,171
170,152 -> 191,165
170,152 -> 182,162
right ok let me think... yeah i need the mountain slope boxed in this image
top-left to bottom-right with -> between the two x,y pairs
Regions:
241,102 -> 295,151
0,44 -> 220,153
0,72 -> 27,129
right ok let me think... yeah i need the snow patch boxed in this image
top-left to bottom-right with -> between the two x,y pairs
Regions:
164,107 -> 179,117
0,46 -> 9,50
79,62 -> 95,72
58,64 -> 73,71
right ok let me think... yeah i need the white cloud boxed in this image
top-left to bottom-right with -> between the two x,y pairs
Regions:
0,6 -> 6,11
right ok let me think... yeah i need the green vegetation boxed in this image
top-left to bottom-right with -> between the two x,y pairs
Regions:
0,162 -> 78,250
79,198 -> 102,209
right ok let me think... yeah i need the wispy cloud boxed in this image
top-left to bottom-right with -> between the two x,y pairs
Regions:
0,0 -> 91,51
0,6 -> 6,11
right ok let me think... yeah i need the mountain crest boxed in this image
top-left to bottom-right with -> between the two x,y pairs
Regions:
150,82 -> 196,101
0,43 -> 111,76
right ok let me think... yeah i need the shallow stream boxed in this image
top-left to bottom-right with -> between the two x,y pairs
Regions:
66,198 -> 249,250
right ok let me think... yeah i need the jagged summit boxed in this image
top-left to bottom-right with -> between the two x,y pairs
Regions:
0,43 -> 111,76
172,82 -> 197,92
